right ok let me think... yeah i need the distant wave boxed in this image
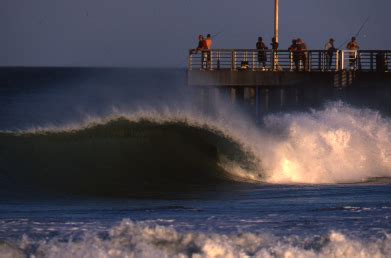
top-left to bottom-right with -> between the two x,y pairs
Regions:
1,219 -> 390,257
1,102 -> 391,196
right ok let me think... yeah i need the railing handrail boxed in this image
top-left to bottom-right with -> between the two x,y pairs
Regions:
188,49 -> 390,72
189,49 -> 391,52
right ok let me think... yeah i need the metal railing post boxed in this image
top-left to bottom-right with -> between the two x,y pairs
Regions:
231,50 -> 236,70
370,52 -> 373,72
188,52 -> 193,70
341,51 -> 345,70
217,51 -> 220,70
272,50 -> 277,71
336,51 -> 339,71
318,51 -> 321,71
210,51 -> 213,70
252,51 -> 256,71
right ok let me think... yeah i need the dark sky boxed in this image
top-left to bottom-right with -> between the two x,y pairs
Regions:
1,0 -> 389,67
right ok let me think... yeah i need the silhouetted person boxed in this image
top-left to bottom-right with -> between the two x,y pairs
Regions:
204,34 -> 213,69
190,35 -> 206,69
324,38 -> 336,70
288,39 -> 299,71
271,37 -> 279,70
256,37 -> 268,69
296,38 -> 308,71
347,37 -> 360,69
191,35 -> 204,54
196,35 -> 204,52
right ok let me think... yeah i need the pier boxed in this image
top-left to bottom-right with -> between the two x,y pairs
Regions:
188,49 -> 391,117
188,49 -> 391,87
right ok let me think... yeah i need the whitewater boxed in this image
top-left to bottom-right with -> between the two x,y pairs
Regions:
2,219 -> 391,258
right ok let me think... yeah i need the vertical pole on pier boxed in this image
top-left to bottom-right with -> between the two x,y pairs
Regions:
236,88 -> 245,106
273,0 -> 279,71
262,89 -> 269,113
336,51 -> 339,71
279,88 -> 285,108
188,54 -> 193,70
230,88 -> 236,104
231,50 -> 237,70
274,0 -> 279,43
255,87 -> 261,123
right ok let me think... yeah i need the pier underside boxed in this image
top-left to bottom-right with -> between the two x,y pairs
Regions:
188,70 -> 391,88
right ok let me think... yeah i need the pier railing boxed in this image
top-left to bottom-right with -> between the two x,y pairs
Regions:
188,49 -> 391,72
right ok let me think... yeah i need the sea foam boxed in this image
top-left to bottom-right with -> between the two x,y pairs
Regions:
3,219 -> 390,258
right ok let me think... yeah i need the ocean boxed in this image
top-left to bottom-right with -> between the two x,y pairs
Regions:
0,68 -> 390,257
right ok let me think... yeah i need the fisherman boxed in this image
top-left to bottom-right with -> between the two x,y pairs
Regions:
324,38 -> 336,70
271,37 -> 279,70
296,38 -> 308,71
190,35 -> 204,55
189,35 -> 206,68
204,34 -> 213,70
288,39 -> 299,71
196,35 -> 204,53
256,37 -> 268,70
192,35 -> 206,69
347,37 -> 360,69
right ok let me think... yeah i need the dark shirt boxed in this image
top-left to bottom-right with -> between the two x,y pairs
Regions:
256,41 -> 267,50
271,42 -> 279,51
197,40 -> 204,50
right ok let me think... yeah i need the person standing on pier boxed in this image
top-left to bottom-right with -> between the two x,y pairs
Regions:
196,35 -> 204,53
296,38 -> 308,71
256,37 -> 268,70
324,38 -> 336,70
204,34 -> 213,70
288,39 -> 299,71
191,35 -> 206,69
347,37 -> 360,70
271,37 -> 279,70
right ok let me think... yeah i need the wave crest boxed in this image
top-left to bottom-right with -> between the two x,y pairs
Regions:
0,116 -> 262,196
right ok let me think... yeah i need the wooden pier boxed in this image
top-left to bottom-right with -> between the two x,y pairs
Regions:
187,49 -> 391,117
188,49 -> 391,88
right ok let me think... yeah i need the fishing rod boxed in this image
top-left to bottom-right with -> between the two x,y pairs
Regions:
355,16 -> 370,38
212,30 -> 224,38
338,16 -> 370,49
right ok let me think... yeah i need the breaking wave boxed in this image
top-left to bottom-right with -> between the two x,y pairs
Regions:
0,111 -> 262,196
1,102 -> 391,196
1,219 -> 390,258
261,102 -> 391,184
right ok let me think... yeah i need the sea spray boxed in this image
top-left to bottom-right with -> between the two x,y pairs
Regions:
260,102 -> 391,184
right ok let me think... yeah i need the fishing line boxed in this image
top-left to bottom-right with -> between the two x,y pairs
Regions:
338,16 -> 370,49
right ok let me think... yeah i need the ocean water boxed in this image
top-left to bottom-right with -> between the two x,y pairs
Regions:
0,68 -> 390,257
